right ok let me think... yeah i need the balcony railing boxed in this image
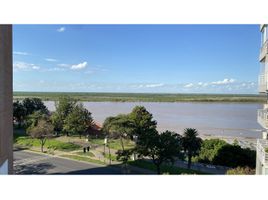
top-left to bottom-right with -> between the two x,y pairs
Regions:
258,109 -> 268,129
257,139 -> 268,165
258,72 -> 268,93
260,24 -> 266,31
260,39 -> 268,61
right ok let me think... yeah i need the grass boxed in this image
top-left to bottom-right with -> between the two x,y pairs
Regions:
14,136 -> 81,152
89,138 -> 135,150
61,154 -> 106,165
76,151 -> 95,157
128,160 -> 207,174
104,153 -> 117,161
13,91 -> 266,103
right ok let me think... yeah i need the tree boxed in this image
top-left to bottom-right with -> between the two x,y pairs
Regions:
196,139 -> 256,168
182,128 -> 202,169
52,96 -> 77,135
213,144 -> 256,168
13,100 -> 26,127
22,98 -> 48,116
63,104 -> 93,138
102,114 -> 134,170
197,139 -> 227,163
25,110 -> 50,130
102,114 -> 134,149
226,166 -> 255,175
129,106 -> 157,138
28,119 -> 54,152
135,130 -> 182,174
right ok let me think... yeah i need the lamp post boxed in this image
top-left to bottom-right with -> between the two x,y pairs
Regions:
133,135 -> 138,161
103,136 -> 107,163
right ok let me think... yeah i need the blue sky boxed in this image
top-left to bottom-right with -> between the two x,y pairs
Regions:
13,24 -> 260,94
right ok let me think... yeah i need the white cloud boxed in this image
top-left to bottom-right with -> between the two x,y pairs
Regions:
184,83 -> 194,88
58,63 -> 70,67
211,78 -> 236,85
13,61 -> 41,71
145,83 -> 164,88
13,51 -> 29,56
32,66 -> 40,70
71,61 -> 88,70
45,58 -> 58,62
57,27 -> 66,32
45,67 -> 66,72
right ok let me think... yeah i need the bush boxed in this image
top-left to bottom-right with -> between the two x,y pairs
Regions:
196,139 -> 256,168
226,166 -> 255,175
213,144 -> 256,168
197,139 -> 227,163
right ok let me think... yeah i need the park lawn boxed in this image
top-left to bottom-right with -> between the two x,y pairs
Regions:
89,138 -> 135,150
128,160 -> 207,175
14,136 -> 81,152
104,153 -> 117,161
76,151 -> 95,157
61,154 -> 105,165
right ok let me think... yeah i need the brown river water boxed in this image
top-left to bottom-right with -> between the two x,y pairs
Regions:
44,101 -> 263,139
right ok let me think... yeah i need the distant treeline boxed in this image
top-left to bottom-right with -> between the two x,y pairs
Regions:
13,91 -> 266,103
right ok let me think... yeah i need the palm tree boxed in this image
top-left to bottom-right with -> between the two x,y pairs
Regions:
182,128 -> 202,169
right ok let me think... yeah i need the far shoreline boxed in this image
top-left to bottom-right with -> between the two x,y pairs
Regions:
13,91 -> 266,103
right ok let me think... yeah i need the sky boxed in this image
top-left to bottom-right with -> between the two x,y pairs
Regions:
13,24 -> 261,94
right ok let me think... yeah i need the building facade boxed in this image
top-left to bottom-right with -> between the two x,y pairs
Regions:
256,24 -> 268,175
0,25 -> 13,174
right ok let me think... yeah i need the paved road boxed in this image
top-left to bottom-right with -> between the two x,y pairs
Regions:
14,149 -> 145,175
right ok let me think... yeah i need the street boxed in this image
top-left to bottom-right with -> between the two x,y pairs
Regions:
14,149 -> 137,175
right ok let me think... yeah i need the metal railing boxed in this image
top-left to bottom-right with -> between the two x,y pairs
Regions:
257,139 -> 268,165
259,73 -> 268,93
257,109 -> 268,129
260,39 -> 268,61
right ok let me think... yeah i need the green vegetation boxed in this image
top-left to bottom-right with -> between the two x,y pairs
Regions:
27,119 -> 54,152
182,128 -> 202,169
89,138 -> 135,150
63,103 -> 93,138
15,136 -> 81,152
226,166 -> 255,175
196,139 -> 228,163
265,148 -> 268,153
13,97 -> 48,128
13,91 -> 266,103
61,154 -> 105,165
104,153 -> 117,161
128,160 -> 206,174
76,151 -> 95,157
195,139 -> 256,168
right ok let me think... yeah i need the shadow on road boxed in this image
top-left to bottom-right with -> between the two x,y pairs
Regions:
14,162 -> 55,174
51,164 -> 146,175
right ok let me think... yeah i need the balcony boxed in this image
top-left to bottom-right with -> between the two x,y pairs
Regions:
257,139 -> 268,166
258,109 -> 268,129
260,24 -> 266,31
259,39 -> 268,61
258,72 -> 268,93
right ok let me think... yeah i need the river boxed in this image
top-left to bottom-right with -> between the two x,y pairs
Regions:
44,101 -> 263,139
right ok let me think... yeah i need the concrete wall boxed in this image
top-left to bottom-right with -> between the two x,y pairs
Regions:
0,25 -> 13,174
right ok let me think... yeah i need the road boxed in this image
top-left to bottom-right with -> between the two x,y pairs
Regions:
14,149 -> 148,175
